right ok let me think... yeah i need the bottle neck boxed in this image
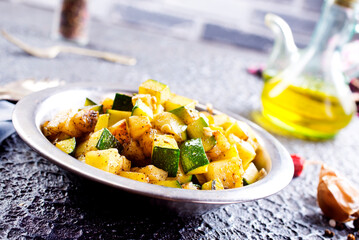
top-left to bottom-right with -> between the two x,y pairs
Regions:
309,0 -> 356,51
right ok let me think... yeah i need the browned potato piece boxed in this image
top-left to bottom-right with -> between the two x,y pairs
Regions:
109,119 -> 130,145
204,158 -> 243,189
138,128 -> 157,158
137,165 -> 168,182
62,109 -> 99,137
122,139 -> 147,167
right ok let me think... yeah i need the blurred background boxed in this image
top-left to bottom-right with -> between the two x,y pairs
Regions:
6,0 -> 328,52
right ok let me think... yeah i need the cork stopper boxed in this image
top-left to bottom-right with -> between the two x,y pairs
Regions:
335,0 -> 358,8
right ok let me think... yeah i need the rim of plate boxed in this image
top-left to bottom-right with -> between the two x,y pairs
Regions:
12,83 -> 294,204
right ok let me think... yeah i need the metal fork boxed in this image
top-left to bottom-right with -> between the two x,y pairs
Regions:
1,30 -> 136,66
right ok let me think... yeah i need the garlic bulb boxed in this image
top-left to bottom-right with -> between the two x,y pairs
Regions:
317,164 -> 359,222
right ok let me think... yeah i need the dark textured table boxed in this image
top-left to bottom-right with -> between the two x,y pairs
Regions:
1,2 -> 359,239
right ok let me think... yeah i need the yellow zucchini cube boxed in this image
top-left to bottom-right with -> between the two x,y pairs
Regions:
85,148 -> 124,174
152,180 -> 182,188
137,165 -> 168,182
128,115 -> 152,140
164,93 -> 196,111
94,114 -> 109,132
138,79 -> 171,104
203,158 -> 243,189
153,112 -> 187,142
225,121 -> 250,141
75,129 -> 104,158
119,171 -> 149,183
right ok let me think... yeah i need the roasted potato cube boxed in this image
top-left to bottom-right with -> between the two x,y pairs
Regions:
137,165 -> 168,182
203,158 -> 243,189
119,171 -> 149,183
128,116 -> 152,140
108,119 -> 131,145
138,129 -> 157,158
85,148 -> 124,174
228,134 -> 256,169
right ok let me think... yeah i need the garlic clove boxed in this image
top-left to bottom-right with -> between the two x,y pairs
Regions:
317,164 -> 359,222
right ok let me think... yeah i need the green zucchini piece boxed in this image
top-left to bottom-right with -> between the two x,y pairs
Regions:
55,137 -> 76,154
180,138 -> 209,175
131,99 -> 153,120
243,162 -> 259,185
138,79 -> 171,104
153,112 -> 187,142
96,128 -> 123,152
187,117 -> 216,151
153,180 -> 182,188
84,98 -> 97,106
152,135 -> 180,177
107,109 -> 131,126
112,93 -> 133,111
167,163 -> 192,184
169,106 -> 199,125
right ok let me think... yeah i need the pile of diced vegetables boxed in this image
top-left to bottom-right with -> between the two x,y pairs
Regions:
42,79 -> 267,190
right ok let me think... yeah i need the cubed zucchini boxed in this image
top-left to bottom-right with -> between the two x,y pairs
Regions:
131,99 -> 153,120
128,115 -> 152,140
138,79 -> 171,104
118,171 -> 149,183
94,114 -> 109,132
112,93 -> 134,111
107,109 -> 131,126
74,129 -> 104,157
152,180 -> 182,188
153,112 -> 187,142
243,162 -> 259,185
164,93 -> 196,111
202,178 -> 224,190
180,138 -> 209,175
96,128 -> 123,153
55,137 -> 76,154
169,106 -> 199,125
187,117 -> 216,152
167,163 -> 192,184
225,121 -> 250,141
152,134 -> 180,177
84,97 -> 97,106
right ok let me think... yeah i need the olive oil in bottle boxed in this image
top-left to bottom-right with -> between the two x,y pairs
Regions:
258,0 -> 358,140
261,77 -> 355,139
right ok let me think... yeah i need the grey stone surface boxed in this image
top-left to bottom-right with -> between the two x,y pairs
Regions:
1,2 -> 359,239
